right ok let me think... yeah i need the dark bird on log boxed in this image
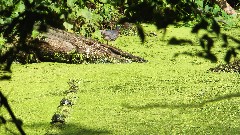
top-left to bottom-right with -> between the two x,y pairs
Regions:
100,26 -> 120,44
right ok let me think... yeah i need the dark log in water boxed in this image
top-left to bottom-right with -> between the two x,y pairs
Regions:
21,27 -> 147,64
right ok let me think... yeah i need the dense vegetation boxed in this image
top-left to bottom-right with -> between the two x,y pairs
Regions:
0,0 -> 239,66
0,0 -> 240,134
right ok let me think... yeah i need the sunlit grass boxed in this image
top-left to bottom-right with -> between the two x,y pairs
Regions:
0,25 -> 239,134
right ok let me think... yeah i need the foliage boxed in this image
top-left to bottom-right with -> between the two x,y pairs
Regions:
0,35 -> 6,54
194,0 -> 238,29
0,0 -> 125,73
62,1 -> 122,37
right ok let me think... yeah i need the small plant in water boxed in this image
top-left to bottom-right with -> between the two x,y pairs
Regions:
49,79 -> 80,129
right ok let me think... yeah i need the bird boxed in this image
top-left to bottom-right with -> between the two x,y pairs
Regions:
100,26 -> 120,44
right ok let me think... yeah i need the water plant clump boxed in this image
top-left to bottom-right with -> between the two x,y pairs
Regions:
50,79 -> 80,128
209,59 -> 240,73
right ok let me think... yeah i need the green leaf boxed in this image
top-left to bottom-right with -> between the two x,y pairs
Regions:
0,19 -> 4,25
0,36 -> 5,45
195,0 -> 203,8
213,7 -> 220,15
29,0 -> 33,3
204,5 -> 210,12
67,0 -> 77,8
78,8 -> 92,21
100,0 -> 108,3
31,30 -> 40,38
63,22 -> 73,31
14,1 -> 25,13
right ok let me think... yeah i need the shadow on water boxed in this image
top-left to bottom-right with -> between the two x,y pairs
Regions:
122,92 -> 240,110
59,124 -> 111,135
22,122 -> 111,135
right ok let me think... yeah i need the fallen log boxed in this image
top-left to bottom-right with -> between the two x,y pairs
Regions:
17,27 -> 147,64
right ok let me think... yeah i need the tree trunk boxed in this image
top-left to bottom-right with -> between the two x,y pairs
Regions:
21,27 -> 147,64
214,0 -> 237,15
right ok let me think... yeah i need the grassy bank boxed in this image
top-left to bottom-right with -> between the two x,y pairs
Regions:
0,25 -> 239,134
